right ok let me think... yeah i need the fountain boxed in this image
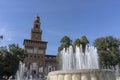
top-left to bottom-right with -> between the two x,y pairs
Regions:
47,45 -> 116,80
61,45 -> 99,70
15,62 -> 41,80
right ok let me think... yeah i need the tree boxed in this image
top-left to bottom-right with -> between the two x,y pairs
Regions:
81,36 -> 89,53
58,36 -> 72,52
57,36 -> 90,61
93,36 -> 120,68
73,38 -> 81,47
81,36 -> 89,44
0,44 -> 24,79
57,36 -> 72,62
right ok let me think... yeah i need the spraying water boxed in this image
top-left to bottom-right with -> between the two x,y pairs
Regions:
47,45 -> 116,80
15,62 -> 39,80
60,45 -> 99,70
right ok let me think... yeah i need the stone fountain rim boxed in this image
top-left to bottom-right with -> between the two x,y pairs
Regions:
48,69 -> 115,75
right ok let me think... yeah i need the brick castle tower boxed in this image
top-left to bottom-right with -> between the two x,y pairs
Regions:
23,16 -> 47,77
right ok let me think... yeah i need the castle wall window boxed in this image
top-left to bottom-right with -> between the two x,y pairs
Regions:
27,49 -> 33,53
35,25 -> 39,28
39,67 -> 43,72
32,63 -> 37,70
38,49 -> 44,54
48,66 -> 52,72
34,47 -> 38,54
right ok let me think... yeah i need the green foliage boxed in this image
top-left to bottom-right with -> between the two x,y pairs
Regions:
58,36 -> 72,52
81,36 -> 89,53
0,44 -> 24,78
56,53 -> 60,62
73,38 -> 81,46
57,35 -> 89,61
93,36 -> 120,67
60,36 -> 72,45
57,36 -> 72,62
81,36 -> 89,44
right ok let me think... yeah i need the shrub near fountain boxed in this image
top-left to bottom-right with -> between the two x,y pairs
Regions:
47,46 -> 116,80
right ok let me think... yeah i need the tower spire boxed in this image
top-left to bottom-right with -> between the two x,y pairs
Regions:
34,16 -> 40,28
31,16 -> 42,40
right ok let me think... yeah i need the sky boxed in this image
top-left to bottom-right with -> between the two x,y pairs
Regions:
0,0 -> 120,55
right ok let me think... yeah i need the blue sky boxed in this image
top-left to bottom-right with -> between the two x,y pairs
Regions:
0,0 -> 120,55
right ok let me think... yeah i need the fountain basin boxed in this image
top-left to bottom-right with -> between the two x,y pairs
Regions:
47,69 -> 116,80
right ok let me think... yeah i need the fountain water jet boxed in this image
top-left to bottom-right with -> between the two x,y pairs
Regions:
47,45 -> 116,80
15,62 -> 40,80
60,45 -> 99,70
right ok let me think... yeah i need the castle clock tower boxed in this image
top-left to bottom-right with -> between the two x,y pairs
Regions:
23,16 -> 47,77
31,16 -> 42,40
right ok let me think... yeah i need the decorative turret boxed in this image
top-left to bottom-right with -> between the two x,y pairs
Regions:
31,16 -> 42,40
